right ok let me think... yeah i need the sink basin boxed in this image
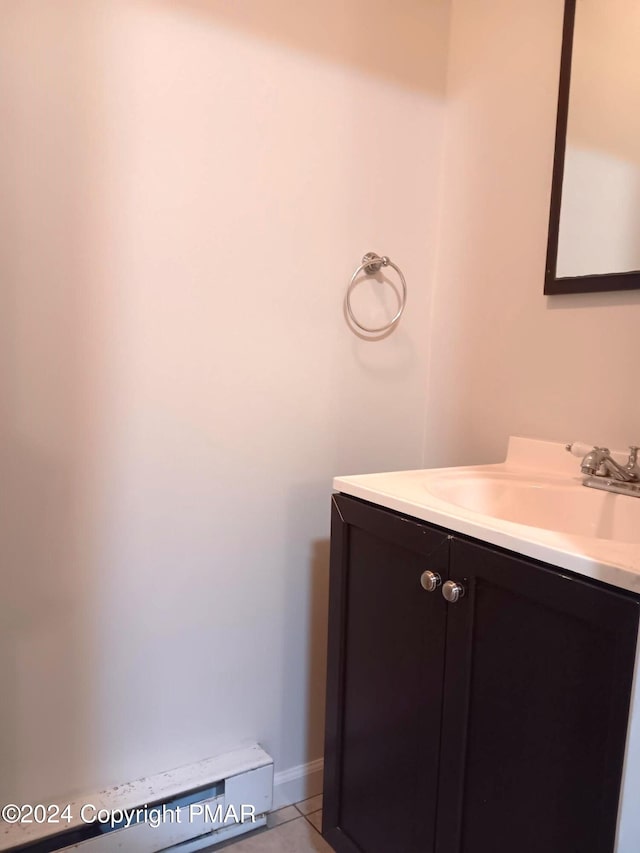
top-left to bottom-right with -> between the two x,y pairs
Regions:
333,437 -> 640,593
423,471 -> 640,544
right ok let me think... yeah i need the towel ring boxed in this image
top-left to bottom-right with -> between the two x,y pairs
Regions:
345,252 -> 407,334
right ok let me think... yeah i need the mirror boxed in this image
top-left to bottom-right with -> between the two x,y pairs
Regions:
545,0 -> 640,295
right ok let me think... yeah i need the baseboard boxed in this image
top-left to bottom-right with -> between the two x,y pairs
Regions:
272,758 -> 324,810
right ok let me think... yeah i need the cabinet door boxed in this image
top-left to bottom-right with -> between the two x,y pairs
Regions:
437,538 -> 639,853
323,495 -> 449,853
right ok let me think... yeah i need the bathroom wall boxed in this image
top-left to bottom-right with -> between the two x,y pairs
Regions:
425,0 -> 640,469
0,1 -> 451,802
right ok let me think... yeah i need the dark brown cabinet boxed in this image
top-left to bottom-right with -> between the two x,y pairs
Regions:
322,494 -> 640,853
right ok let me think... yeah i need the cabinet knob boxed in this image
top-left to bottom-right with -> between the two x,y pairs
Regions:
420,570 -> 442,592
442,580 -> 465,603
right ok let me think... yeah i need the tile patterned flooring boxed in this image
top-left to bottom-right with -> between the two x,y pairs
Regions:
209,796 -> 331,852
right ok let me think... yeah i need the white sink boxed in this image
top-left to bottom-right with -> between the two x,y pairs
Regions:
423,471 -> 640,544
333,436 -> 640,594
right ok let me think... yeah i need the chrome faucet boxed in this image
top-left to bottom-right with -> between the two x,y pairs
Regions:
566,443 -> 640,497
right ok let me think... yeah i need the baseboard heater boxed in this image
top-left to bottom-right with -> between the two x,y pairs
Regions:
1,744 -> 273,853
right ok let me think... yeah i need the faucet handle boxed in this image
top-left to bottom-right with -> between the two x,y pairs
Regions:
625,447 -> 640,478
566,441 -> 596,458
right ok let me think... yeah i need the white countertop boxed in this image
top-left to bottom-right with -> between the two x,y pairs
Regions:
334,436 -> 640,595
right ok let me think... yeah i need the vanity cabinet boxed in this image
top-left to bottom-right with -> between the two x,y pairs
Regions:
322,494 -> 640,853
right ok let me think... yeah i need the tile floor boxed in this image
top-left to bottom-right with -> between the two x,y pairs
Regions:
209,796 -> 331,852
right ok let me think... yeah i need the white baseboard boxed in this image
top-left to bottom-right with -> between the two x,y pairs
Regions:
0,745 -> 273,853
272,758 -> 324,810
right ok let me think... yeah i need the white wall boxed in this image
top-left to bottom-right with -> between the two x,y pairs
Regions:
0,1 -> 451,803
425,0 -> 640,469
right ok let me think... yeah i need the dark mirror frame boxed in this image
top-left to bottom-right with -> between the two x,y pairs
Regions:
545,0 -> 640,295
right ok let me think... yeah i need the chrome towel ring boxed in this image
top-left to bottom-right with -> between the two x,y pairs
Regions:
345,252 -> 407,334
